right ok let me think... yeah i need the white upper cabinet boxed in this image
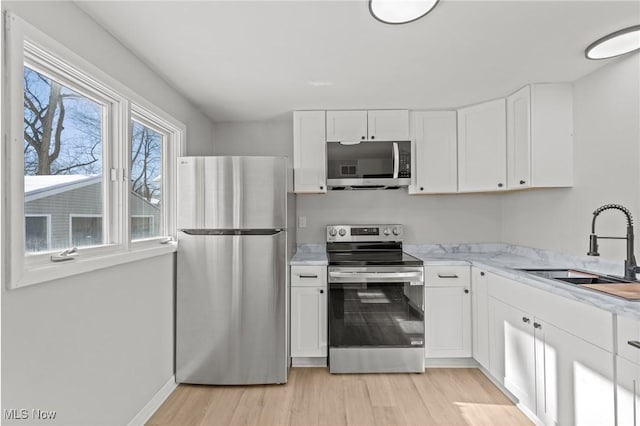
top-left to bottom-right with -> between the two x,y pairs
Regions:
507,84 -> 573,190
529,83 -> 573,187
506,86 -> 532,189
293,111 -> 327,193
367,110 -> 409,141
457,99 -> 507,192
326,110 -> 409,142
410,111 -> 458,194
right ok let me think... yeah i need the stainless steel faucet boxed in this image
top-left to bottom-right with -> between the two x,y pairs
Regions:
587,203 -> 639,281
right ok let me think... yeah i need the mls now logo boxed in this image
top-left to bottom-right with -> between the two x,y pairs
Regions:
4,408 -> 57,420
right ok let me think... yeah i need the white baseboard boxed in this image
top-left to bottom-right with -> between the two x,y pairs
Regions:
292,357 -> 327,367
127,375 -> 177,426
424,357 -> 479,368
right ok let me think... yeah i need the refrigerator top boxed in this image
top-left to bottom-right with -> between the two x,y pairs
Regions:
177,156 -> 288,230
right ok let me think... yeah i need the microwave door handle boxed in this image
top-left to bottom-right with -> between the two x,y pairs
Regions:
392,142 -> 399,179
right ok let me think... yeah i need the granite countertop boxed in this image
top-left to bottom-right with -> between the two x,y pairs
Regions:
291,242 -> 640,319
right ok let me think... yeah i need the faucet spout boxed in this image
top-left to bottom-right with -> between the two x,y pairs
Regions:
588,204 -> 638,281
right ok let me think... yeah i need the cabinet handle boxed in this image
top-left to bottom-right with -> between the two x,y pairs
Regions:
520,180 -> 526,185
437,273 -> 459,278
299,274 -> 318,279
498,183 -> 504,188
320,289 -> 324,294
534,322 -> 542,329
480,272 -> 485,276
522,317 -> 530,323
464,289 -> 469,294
628,340 -> 640,350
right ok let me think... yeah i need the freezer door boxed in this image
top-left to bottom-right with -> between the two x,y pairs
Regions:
177,156 -> 287,229
176,230 -> 287,385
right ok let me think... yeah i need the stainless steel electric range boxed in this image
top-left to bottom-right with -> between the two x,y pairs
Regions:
326,224 -> 425,374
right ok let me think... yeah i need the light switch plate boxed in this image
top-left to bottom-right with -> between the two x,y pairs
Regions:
297,216 -> 307,228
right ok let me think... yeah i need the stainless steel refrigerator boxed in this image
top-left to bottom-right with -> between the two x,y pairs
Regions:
176,156 -> 291,385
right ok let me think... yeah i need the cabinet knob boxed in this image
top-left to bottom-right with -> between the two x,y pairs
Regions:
320,289 -> 324,294
320,186 -> 324,190
498,183 -> 504,188
534,322 -> 542,329
522,317 -> 530,323
420,187 -> 424,191
371,135 -> 375,140
361,136 -> 365,140
480,272 -> 485,276
520,180 -> 526,185
464,289 -> 469,294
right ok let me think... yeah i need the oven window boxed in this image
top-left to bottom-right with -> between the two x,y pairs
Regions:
329,282 -> 424,347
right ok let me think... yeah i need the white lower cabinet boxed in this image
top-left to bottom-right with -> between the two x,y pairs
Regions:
617,355 -> 640,426
290,266 -> 327,363
486,274 -> 615,426
424,266 -> 471,358
471,267 -> 490,369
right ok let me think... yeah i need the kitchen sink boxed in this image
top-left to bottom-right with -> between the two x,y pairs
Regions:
518,268 -> 640,301
519,268 -> 631,284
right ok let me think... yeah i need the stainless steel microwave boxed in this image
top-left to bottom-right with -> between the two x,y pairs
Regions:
326,140 -> 411,189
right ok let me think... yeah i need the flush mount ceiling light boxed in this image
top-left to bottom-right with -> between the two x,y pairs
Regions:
369,0 -> 440,25
585,25 -> 640,60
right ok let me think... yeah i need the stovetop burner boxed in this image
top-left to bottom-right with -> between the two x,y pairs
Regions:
326,224 -> 423,267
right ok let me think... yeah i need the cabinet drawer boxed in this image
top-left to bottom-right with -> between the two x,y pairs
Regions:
425,266 -> 470,287
291,266 -> 326,287
618,314 -> 640,364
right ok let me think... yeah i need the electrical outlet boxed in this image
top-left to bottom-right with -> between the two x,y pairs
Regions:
297,216 -> 307,228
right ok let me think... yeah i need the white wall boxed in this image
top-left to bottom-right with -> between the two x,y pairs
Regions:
501,55 -> 640,262
1,1 -> 215,425
212,120 -> 503,244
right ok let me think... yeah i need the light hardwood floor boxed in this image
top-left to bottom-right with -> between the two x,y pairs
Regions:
147,368 -> 532,426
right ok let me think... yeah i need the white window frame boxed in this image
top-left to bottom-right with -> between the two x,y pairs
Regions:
3,12 -> 185,289
68,214 -> 103,247
25,214 -> 52,252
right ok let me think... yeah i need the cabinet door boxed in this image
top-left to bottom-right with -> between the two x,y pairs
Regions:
457,99 -> 507,192
411,111 -> 457,194
507,86 -> 531,189
535,319 -> 614,426
291,286 -> 327,358
326,110 -> 367,142
425,286 -> 471,358
293,111 -> 327,193
471,268 -> 490,369
488,297 -> 536,410
617,356 -> 640,426
367,110 -> 409,141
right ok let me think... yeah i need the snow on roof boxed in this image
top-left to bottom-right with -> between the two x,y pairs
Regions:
24,175 -> 102,201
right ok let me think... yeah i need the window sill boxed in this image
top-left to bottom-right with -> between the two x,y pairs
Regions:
10,242 -> 178,290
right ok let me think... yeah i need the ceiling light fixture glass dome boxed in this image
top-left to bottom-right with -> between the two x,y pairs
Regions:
585,25 -> 640,60
369,0 -> 440,25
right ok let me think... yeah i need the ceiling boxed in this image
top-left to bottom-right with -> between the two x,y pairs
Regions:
76,0 -> 640,123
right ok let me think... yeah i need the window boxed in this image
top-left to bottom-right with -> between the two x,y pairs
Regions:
23,66 -> 106,252
25,215 -> 51,252
69,215 -> 103,247
4,13 -> 185,289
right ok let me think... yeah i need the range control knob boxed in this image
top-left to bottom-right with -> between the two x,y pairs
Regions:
392,227 -> 400,236
328,228 -> 337,237
383,227 -> 391,236
338,228 -> 347,236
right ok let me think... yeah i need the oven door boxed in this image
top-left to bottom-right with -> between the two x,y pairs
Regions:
327,266 -> 425,373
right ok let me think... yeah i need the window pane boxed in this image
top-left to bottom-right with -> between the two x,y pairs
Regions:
25,216 -> 48,252
131,121 -> 163,240
70,216 -> 102,247
23,66 -> 104,253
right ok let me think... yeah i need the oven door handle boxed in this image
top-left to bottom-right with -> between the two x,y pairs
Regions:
329,270 -> 424,283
